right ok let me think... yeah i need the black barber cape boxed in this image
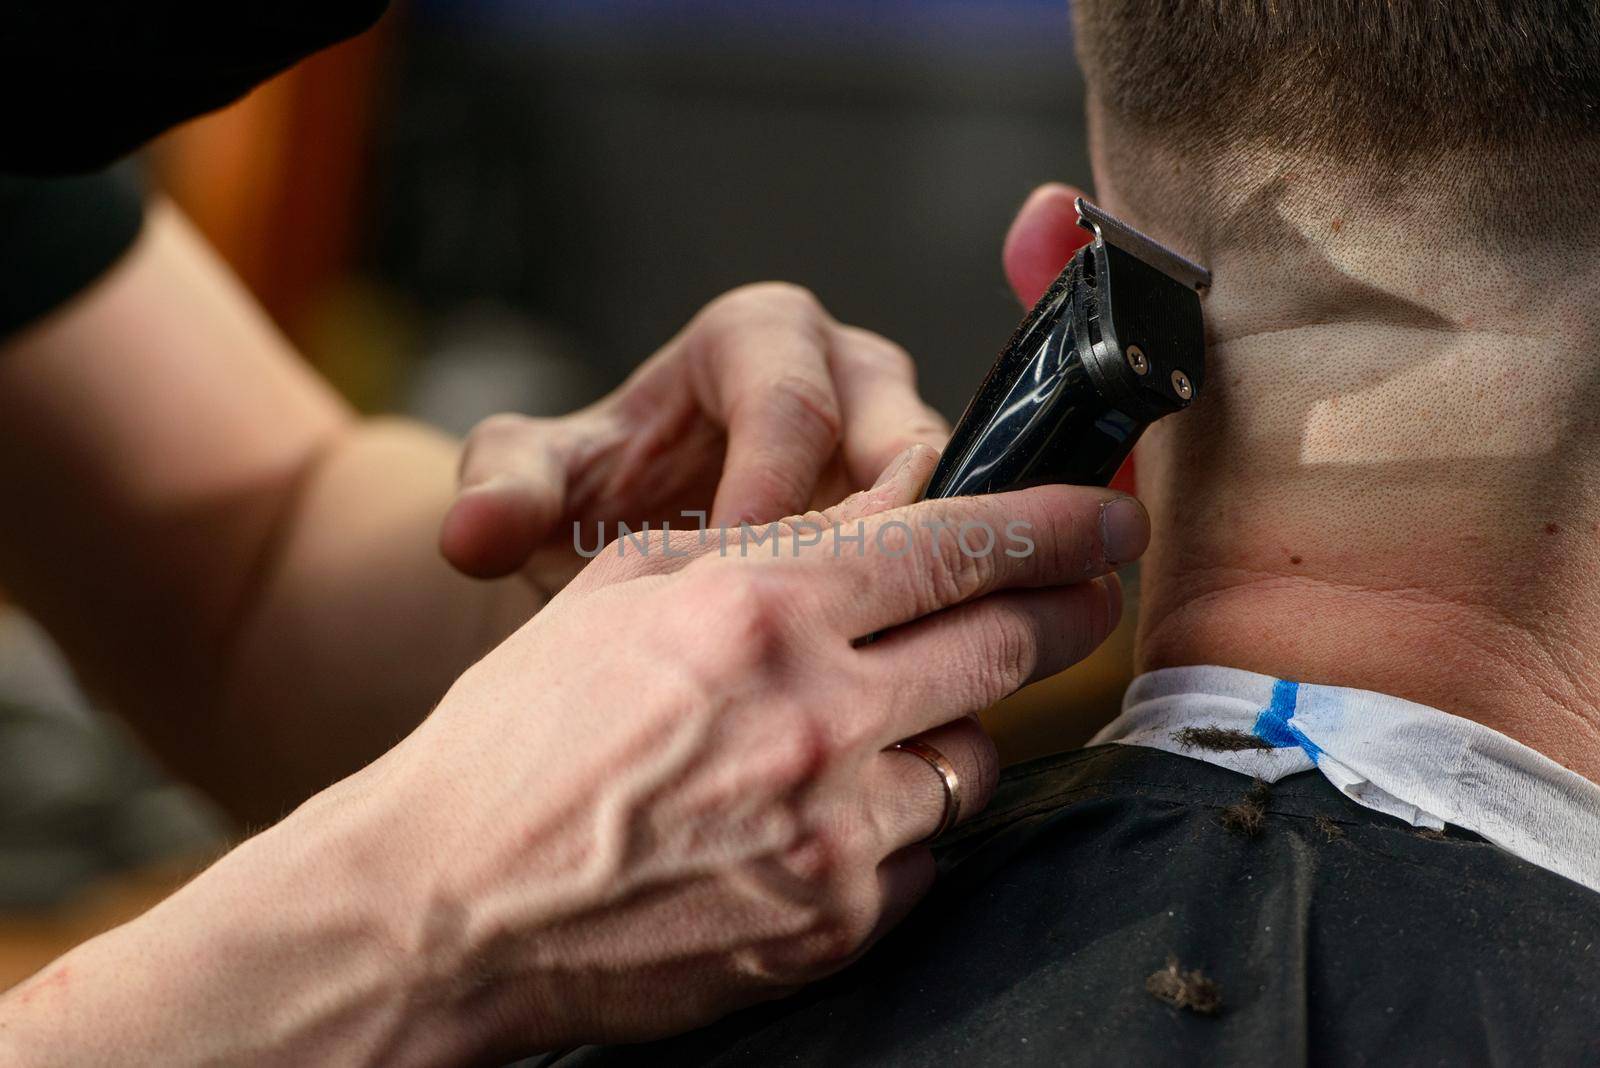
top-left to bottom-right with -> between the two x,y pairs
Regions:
0,1 -> 388,175
526,745 -> 1600,1066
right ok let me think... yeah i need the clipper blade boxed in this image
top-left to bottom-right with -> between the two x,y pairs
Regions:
1075,197 -> 1211,292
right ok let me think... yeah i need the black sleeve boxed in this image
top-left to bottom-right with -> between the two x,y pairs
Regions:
0,167 -> 145,340
0,2 -> 389,175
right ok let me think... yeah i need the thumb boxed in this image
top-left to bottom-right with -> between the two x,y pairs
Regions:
440,415 -> 571,579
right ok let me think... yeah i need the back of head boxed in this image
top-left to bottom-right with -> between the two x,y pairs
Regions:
1059,3 -> 1600,760
1063,0 -> 1600,525
1078,2 -> 1600,160
1074,2 -> 1600,249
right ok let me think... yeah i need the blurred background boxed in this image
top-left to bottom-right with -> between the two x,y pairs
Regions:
1,0 -> 1133,985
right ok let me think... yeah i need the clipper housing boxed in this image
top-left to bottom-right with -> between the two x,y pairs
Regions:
924,198 -> 1209,499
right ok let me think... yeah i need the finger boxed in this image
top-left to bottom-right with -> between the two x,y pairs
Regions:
690,288 -> 845,527
441,414 -> 572,579
1003,182 -> 1094,307
821,444 -> 942,527
798,485 -> 1147,638
864,845 -> 936,949
804,455 -> 856,515
581,446 -> 940,591
864,715 -> 1000,852
829,326 -> 951,488
768,843 -> 937,985
862,578 -> 1123,738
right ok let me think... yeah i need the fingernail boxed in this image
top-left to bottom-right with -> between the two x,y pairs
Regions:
871,447 -> 918,490
1099,496 -> 1149,566
1101,574 -> 1124,632
462,475 -> 520,497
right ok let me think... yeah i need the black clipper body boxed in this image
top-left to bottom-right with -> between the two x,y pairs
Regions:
924,199 -> 1210,499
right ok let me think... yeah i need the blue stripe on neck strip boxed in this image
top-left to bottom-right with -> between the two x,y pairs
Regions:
1252,679 -> 1322,763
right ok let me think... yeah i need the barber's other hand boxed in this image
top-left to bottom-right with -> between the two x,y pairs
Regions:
299,446 -> 1147,1061
438,283 -> 950,590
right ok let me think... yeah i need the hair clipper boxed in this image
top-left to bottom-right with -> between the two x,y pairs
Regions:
924,198 -> 1210,499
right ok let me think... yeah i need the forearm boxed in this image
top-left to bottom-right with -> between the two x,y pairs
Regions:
209,417 -> 540,821
0,200 -> 537,823
0,782 -> 497,1068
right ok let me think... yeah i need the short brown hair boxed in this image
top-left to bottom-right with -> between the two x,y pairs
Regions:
1075,2 -> 1600,159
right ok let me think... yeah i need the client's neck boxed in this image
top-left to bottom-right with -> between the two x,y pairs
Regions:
1109,157 -> 1600,782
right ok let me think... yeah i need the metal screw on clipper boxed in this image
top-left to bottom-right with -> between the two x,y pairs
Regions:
1126,345 -> 1149,375
1171,369 -> 1194,400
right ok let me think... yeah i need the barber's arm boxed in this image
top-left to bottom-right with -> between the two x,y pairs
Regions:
0,446 -> 1146,1064
0,198 -> 533,822
0,199 -> 946,825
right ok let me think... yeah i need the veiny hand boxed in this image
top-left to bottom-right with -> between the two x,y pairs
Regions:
0,448 -> 1149,1067
306,445 -> 1150,1063
437,283 -> 951,592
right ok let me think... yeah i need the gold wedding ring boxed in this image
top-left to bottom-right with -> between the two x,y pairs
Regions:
892,740 -> 962,843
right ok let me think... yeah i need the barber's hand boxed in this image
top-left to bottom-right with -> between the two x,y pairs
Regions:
438,283 -> 950,591
301,445 -> 1149,1060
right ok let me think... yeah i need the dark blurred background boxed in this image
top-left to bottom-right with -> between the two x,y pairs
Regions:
2,0 -> 1131,983
156,0 -> 1093,423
